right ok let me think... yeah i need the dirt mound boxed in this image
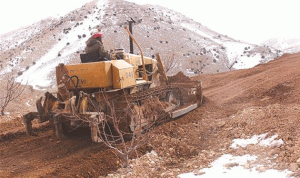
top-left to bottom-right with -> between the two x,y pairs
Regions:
2,52 -> 300,177
168,71 -> 191,83
260,83 -> 293,103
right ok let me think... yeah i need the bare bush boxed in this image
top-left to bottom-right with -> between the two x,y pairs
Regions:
0,73 -> 26,115
71,90 -> 157,167
163,52 -> 179,73
226,55 -> 239,70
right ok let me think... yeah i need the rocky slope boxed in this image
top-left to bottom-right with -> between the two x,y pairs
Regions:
0,0 -> 280,90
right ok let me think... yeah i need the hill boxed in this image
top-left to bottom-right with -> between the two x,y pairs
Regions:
0,0 -> 279,91
262,38 -> 300,54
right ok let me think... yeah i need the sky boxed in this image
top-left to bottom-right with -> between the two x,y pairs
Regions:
1,0 -> 299,44
0,0 -> 89,34
127,0 -> 300,44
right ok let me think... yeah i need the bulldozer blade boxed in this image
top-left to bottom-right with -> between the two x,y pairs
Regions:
156,53 -> 169,85
164,103 -> 177,113
171,103 -> 197,119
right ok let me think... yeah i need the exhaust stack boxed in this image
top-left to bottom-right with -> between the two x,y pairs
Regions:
128,18 -> 135,54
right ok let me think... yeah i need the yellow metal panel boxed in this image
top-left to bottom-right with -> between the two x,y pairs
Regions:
123,54 -> 140,66
123,54 -> 156,66
123,54 -> 158,75
56,62 -> 112,89
111,59 -> 133,69
144,56 -> 156,64
111,60 -> 135,89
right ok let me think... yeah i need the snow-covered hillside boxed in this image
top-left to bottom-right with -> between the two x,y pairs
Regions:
0,0 -> 283,90
15,0 -> 107,89
182,23 -> 279,72
1,0 -> 107,89
261,38 -> 300,54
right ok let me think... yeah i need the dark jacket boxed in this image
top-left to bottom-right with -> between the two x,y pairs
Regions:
85,37 -> 111,60
85,38 -> 105,53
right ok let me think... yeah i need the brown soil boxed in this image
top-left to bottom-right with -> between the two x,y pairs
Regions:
1,52 -> 300,177
168,71 -> 191,83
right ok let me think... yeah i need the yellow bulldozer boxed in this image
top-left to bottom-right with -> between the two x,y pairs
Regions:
23,25 -> 203,142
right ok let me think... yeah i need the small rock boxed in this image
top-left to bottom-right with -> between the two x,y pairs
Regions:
256,166 -> 267,172
217,121 -> 226,128
193,170 -> 205,176
290,163 -> 298,172
279,151 -> 286,157
297,158 -> 300,167
224,162 -> 239,169
209,151 -> 216,157
270,139 -> 284,148
268,149 -> 278,157
244,163 -> 251,169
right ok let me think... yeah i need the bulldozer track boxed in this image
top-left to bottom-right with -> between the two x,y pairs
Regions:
126,85 -> 182,103
113,84 -> 196,130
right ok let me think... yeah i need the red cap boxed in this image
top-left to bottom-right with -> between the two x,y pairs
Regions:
92,33 -> 103,38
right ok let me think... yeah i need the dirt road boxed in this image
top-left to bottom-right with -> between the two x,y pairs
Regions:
1,52 -> 300,177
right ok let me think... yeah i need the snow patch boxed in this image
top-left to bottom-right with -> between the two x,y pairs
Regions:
4,112 -> 10,115
233,54 -> 263,69
180,133 -> 288,178
179,154 -> 292,178
223,42 -> 249,63
181,23 -> 222,44
261,37 -> 300,52
26,99 -> 32,107
230,133 -> 284,149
